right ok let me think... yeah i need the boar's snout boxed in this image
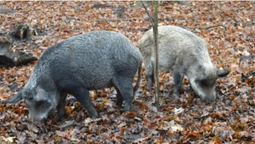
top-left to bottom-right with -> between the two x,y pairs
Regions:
203,94 -> 216,103
190,78 -> 217,103
30,116 -> 47,124
25,87 -> 56,122
27,103 -> 55,122
28,110 -> 50,122
198,91 -> 216,104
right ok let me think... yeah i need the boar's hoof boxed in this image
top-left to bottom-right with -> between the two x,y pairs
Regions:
203,97 -> 215,104
91,115 -> 98,119
147,84 -> 153,92
172,93 -> 178,98
146,75 -> 153,91
172,89 -> 180,99
90,112 -> 99,119
116,98 -> 123,108
124,104 -> 132,112
173,90 -> 180,96
171,93 -> 179,102
56,113 -> 66,122
116,101 -> 123,108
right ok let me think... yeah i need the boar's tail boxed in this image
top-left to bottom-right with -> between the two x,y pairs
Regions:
7,90 -> 23,103
133,62 -> 142,92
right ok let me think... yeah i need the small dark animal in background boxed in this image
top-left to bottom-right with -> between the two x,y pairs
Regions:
239,55 -> 255,86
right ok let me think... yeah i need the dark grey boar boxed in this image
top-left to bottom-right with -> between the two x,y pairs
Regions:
138,25 -> 230,103
7,31 -> 142,121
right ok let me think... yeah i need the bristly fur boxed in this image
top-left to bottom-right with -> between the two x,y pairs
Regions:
138,25 -> 229,103
8,31 -> 143,121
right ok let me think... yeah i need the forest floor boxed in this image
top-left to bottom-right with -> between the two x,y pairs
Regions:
0,1 -> 255,143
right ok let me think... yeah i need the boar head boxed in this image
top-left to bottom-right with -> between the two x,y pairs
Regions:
7,87 -> 55,122
189,67 -> 230,103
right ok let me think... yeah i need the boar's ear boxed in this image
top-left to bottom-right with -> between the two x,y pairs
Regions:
7,90 -> 23,103
217,69 -> 230,78
34,87 -> 49,101
22,89 -> 34,100
195,75 -> 207,83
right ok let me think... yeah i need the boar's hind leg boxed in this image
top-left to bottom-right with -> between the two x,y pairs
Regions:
173,69 -> 184,97
146,75 -> 154,91
112,77 -> 133,112
71,87 -> 98,118
145,61 -> 154,91
56,93 -> 67,121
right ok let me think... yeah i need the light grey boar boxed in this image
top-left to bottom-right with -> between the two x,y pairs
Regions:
138,25 -> 230,103
7,31 -> 142,122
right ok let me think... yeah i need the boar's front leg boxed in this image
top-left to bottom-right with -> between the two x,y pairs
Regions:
56,93 -> 67,121
173,69 -> 184,97
71,87 -> 98,118
115,89 -> 124,107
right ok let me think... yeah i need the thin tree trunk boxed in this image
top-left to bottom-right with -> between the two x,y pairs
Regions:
141,1 -> 160,110
153,1 -> 160,109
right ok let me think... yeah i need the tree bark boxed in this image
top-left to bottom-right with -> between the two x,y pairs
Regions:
153,1 -> 160,109
141,1 -> 160,109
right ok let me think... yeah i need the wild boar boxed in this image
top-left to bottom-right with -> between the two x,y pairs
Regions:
7,31 -> 142,121
138,25 -> 230,103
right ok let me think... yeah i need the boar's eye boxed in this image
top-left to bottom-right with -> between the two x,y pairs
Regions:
195,76 -> 214,88
23,94 -> 33,101
199,78 -> 215,88
25,96 -> 33,101
23,90 -> 34,101
195,76 -> 206,84
35,100 -> 51,109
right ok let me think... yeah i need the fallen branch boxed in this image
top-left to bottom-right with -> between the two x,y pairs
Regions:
60,120 -> 75,129
95,17 -> 185,23
204,24 -> 226,31
0,24 -> 38,68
